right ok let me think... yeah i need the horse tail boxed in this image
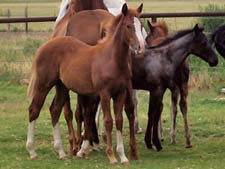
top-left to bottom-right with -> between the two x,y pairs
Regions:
27,62 -> 37,100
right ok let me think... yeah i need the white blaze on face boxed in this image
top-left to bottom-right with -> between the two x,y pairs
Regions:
134,17 -> 146,54
103,0 -> 125,16
54,0 -> 71,28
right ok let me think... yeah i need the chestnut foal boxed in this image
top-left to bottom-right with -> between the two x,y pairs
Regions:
26,3 -> 142,164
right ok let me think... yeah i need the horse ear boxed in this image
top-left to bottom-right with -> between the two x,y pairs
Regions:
194,24 -> 204,35
147,20 -> 154,32
122,3 -> 128,16
137,3 -> 143,14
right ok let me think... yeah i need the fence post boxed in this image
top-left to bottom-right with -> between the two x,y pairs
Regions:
7,9 -> 11,32
25,6 -> 28,33
151,17 -> 157,23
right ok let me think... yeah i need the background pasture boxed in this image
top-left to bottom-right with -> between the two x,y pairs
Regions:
0,0 -> 225,169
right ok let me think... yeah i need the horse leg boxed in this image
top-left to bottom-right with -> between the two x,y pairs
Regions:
180,83 -> 192,148
100,91 -> 117,164
26,88 -> 51,159
113,92 -> 128,164
75,95 -> 83,150
158,116 -> 164,142
76,95 -> 91,158
124,87 -> 138,160
95,104 -> 101,132
49,82 -> 69,159
152,99 -> 163,151
170,87 -> 179,145
90,97 -> 100,151
95,105 -> 107,143
132,90 -> 142,134
145,89 -> 164,151
144,93 -> 153,149
63,97 -> 78,156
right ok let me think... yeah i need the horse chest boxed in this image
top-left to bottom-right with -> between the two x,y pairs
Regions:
92,60 -> 129,93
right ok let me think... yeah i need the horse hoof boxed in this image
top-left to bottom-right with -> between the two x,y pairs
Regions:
30,155 -> 39,160
185,144 -> 192,148
156,147 -> 163,152
92,143 -> 100,152
76,151 -> 85,158
170,140 -> 176,145
130,152 -> 139,160
121,159 -> 129,165
59,153 -> 67,160
110,160 -> 118,165
146,144 -> 153,149
136,128 -> 143,134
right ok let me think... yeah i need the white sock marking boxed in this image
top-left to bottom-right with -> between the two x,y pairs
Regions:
53,123 -> 66,159
26,121 -> 38,159
116,130 -> 128,163
76,140 -> 90,158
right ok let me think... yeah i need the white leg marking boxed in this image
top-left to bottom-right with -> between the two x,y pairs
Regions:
95,105 -> 101,130
53,123 -> 66,159
116,130 -> 128,164
76,140 -> 90,158
26,121 -> 38,159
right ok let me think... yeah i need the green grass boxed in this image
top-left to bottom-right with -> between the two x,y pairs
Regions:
1,81 -> 225,169
1,0 -> 225,168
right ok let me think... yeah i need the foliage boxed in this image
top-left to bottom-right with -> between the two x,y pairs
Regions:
196,4 -> 225,32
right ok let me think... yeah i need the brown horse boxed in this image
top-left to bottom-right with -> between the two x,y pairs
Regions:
52,0 -> 145,154
53,0 -> 107,37
26,3 -> 142,164
146,20 -> 192,148
52,0 -> 113,156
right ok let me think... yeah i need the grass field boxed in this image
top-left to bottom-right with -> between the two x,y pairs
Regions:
0,0 -> 225,169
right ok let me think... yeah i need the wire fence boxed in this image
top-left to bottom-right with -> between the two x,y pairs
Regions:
0,12 -> 225,82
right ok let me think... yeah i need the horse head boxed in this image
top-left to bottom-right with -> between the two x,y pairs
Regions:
190,24 -> 218,67
118,3 -> 144,55
145,20 -> 169,46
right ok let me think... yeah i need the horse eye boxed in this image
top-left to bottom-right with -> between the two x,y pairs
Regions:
127,25 -> 132,30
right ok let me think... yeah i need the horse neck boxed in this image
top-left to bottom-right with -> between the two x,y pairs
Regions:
107,18 -> 130,70
161,32 -> 195,67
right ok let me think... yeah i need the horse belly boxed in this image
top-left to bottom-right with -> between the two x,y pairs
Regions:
60,60 -> 95,95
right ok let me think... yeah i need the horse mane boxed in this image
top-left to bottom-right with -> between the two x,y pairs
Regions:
209,24 -> 225,45
147,28 -> 194,49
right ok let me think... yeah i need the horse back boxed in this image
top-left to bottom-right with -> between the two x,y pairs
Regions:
66,9 -> 114,45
